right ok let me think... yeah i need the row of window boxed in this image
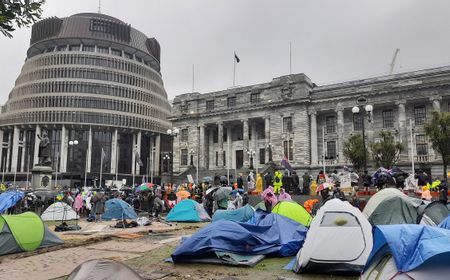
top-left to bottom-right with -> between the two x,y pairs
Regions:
325,106 -> 428,134
0,111 -> 166,132
6,96 -> 168,119
187,93 -> 262,113
11,81 -> 170,111
23,52 -> 162,85
16,67 -> 164,95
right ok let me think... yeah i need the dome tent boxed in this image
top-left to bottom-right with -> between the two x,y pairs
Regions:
368,195 -> 422,225
0,212 -> 64,255
68,259 -> 143,280
271,200 -> 311,227
293,199 -> 373,275
166,199 -> 211,222
363,188 -> 405,218
41,201 -> 78,221
103,199 -> 138,221
212,204 -> 254,223
417,201 -> 450,226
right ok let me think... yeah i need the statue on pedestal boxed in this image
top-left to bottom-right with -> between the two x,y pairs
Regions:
37,130 -> 52,166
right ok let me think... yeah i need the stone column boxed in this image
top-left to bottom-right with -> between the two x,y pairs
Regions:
430,96 -> 441,111
396,100 -> 408,161
154,134 -> 161,175
131,134 -> 136,175
208,127 -> 214,169
218,122 -> 224,167
243,119 -> 249,167
110,129 -> 118,174
6,132 -> 11,172
0,130 -> 3,172
33,125 -> 41,166
336,108 -> 345,163
10,126 -> 20,173
310,111 -> 318,165
60,126 -> 68,173
264,117 -> 270,162
199,124 -> 206,169
86,127 -> 92,172
252,122 -> 258,168
135,131 -> 142,175
227,126 -> 232,169
20,136 -> 26,172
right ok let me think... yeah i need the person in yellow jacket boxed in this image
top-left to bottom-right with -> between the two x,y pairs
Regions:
273,170 -> 283,194
255,173 -> 263,193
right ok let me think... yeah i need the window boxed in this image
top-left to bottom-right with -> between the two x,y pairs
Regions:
181,128 -> 188,142
180,149 -> 188,166
215,151 -> 219,166
414,106 -> 426,125
227,97 -> 236,108
250,93 -> 260,104
283,140 -> 293,161
259,148 -> 265,164
382,109 -> 394,128
69,45 -> 80,51
82,45 -> 95,52
326,116 -> 337,133
124,52 -> 133,59
353,113 -> 363,131
283,116 -> 293,133
326,141 -> 337,160
416,135 -> 428,155
320,212 -> 359,227
56,45 -> 67,51
97,46 -> 109,54
111,49 -> 122,56
223,151 -> 226,166
206,100 -> 214,112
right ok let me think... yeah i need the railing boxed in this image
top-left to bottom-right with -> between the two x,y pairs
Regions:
415,155 -> 432,163
318,159 -> 338,165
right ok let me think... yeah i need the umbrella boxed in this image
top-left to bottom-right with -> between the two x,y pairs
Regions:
135,185 -> 151,192
140,183 -> 155,188
230,188 -> 245,196
176,190 -> 191,199
203,176 -> 213,183
214,187 -> 232,201
316,182 -> 334,193
205,186 -> 220,196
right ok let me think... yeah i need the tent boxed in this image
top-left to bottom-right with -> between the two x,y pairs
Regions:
41,201 -> 78,221
439,215 -> 450,229
103,199 -> 138,221
0,212 -> 64,255
363,188 -> 405,218
166,199 -> 211,222
212,204 -> 254,223
368,195 -> 422,225
0,190 -> 24,213
271,200 -> 311,227
361,225 -> 450,280
293,199 -> 373,275
68,259 -> 143,280
418,201 -> 450,226
171,211 -> 307,264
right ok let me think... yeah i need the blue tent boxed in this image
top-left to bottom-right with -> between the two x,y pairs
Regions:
171,211 -> 307,263
212,204 -> 254,223
366,224 -> 450,273
0,190 -> 24,213
166,199 -> 211,222
439,215 -> 450,229
103,199 -> 138,221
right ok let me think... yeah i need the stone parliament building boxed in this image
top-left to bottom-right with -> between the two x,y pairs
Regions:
170,66 -> 450,180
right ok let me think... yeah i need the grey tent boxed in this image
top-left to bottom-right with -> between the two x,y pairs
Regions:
418,201 -> 450,226
68,259 -> 143,280
368,196 -> 422,225
0,212 -> 64,256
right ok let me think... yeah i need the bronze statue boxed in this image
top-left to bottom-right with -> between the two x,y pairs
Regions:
37,130 -> 52,166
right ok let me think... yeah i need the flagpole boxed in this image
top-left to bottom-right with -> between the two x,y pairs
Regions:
115,144 -> 118,182
84,150 -> 88,188
150,147 -> 154,184
322,127 -> 326,174
233,51 -> 236,87
289,42 -> 292,75
54,151 -> 58,189
192,64 -> 195,92
99,147 -> 103,189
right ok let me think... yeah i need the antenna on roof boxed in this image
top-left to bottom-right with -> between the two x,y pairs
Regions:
97,0 -> 102,14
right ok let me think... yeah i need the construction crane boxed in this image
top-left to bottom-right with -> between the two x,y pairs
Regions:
389,48 -> 400,75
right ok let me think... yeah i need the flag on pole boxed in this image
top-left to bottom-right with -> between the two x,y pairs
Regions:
280,156 -> 293,174
101,147 -> 106,161
134,149 -> 144,167
234,52 -> 240,63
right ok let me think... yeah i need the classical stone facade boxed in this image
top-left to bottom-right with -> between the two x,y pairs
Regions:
0,13 -> 171,186
170,66 -> 450,179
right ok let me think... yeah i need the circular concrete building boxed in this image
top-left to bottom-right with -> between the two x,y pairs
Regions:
0,13 -> 171,187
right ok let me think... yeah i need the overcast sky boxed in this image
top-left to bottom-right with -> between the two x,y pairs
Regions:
1,0 -> 450,104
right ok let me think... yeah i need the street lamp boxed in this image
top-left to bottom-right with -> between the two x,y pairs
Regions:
247,149 -> 256,170
166,128 -> 179,184
266,143 -> 274,162
189,149 -> 195,166
352,97 -> 373,171
68,140 -> 80,188
163,154 -> 171,173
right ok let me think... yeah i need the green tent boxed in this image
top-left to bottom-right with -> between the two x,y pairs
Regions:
0,212 -> 64,255
368,196 -> 421,225
271,200 -> 312,226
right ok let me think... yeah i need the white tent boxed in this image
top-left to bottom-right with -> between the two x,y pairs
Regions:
294,199 -> 373,275
41,202 -> 78,221
362,188 -> 405,218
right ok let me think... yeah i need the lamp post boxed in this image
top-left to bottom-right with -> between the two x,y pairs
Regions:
166,127 -> 179,184
68,140 -> 79,188
189,149 -> 195,166
352,97 -> 373,171
247,149 -> 256,171
266,143 -> 274,162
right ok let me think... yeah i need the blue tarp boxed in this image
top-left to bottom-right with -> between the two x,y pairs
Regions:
0,191 -> 24,213
102,199 -> 138,220
171,211 -> 307,263
367,224 -> 450,272
166,199 -> 211,222
212,204 -> 254,223
439,215 -> 450,229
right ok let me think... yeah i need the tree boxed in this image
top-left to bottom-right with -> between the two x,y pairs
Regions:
0,0 -> 45,38
370,130 -> 403,169
424,111 -> 450,184
343,133 -> 367,172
